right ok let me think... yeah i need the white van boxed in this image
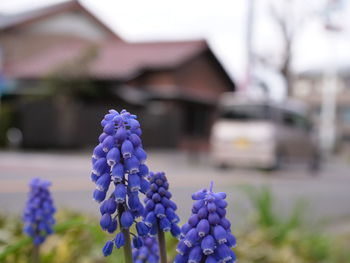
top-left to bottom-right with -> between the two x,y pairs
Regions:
210,93 -> 320,170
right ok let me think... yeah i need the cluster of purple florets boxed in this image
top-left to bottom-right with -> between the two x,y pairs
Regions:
23,178 -> 56,245
91,109 -> 151,256
174,183 -> 236,263
133,236 -> 159,263
143,172 -> 181,238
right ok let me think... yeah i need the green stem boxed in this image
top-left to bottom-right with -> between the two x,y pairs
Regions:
157,222 -> 167,263
32,244 -> 40,263
117,204 -> 133,263
122,228 -> 133,263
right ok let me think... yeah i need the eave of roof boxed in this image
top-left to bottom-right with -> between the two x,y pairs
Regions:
0,0 -> 120,39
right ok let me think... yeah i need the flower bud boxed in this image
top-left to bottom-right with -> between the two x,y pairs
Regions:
121,140 -> 133,159
111,163 -> 124,182
102,240 -> 114,256
184,228 -> 199,247
154,203 -> 165,218
132,236 -> 143,248
217,244 -> 232,262
107,219 -> 118,234
102,135 -> 115,152
96,173 -> 111,192
188,214 -> 199,227
208,212 -> 220,225
115,126 -> 127,142
129,133 -> 141,147
105,198 -> 117,214
114,183 -> 126,203
171,223 -> 181,238
92,157 -> 108,176
135,147 -> 147,163
93,144 -> 105,159
188,245 -> 202,263
106,147 -> 120,166
128,173 -> 141,192
93,189 -> 106,203
103,122 -> 115,135
140,177 -> 150,194
100,213 -> 112,230
201,235 -> 215,255
120,211 -> 133,228
160,217 -> 171,232
125,156 -> 140,174
197,219 -> 210,237
136,222 -> 149,236
145,211 -> 156,227
176,240 -> 189,255
174,254 -> 188,263
115,232 -> 125,248
99,133 -> 108,143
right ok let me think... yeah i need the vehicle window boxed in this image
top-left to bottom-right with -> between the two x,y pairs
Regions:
341,107 -> 350,125
220,105 -> 271,121
282,111 -> 309,130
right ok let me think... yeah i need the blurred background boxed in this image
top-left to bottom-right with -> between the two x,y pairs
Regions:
1,0 -> 350,262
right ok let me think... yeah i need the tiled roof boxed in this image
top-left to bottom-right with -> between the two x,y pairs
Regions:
5,40 -> 208,80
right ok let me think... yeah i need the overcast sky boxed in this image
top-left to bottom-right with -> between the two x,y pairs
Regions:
1,0 -> 350,99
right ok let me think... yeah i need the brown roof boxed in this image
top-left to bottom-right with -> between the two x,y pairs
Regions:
0,0 -> 119,39
5,40 -> 208,80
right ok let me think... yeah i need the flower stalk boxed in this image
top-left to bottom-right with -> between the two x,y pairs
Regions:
32,245 -> 40,263
122,228 -> 133,263
117,204 -> 133,263
157,222 -> 167,263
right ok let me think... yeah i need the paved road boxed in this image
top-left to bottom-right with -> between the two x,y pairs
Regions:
1,150 -> 350,227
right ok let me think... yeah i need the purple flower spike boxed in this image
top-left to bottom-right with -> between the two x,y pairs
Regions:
90,109 -> 151,256
23,178 -> 56,245
174,182 -> 237,263
142,172 -> 180,238
132,236 -> 159,263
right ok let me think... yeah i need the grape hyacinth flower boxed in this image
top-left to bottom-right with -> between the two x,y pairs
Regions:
143,172 -> 181,263
23,178 -> 56,262
91,109 -> 150,262
132,236 -> 159,263
174,182 -> 236,263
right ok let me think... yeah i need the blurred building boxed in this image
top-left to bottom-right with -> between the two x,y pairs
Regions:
294,71 -> 350,150
292,0 -> 350,152
0,0 -> 235,149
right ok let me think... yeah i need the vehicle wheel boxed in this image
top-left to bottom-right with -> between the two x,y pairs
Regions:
309,151 -> 321,174
266,149 -> 285,171
215,163 -> 230,170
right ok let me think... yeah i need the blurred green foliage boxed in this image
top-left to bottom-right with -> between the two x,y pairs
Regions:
0,188 -> 349,263
234,186 -> 350,263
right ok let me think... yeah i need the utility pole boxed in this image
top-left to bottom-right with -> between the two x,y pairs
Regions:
0,47 -> 3,117
320,0 -> 343,156
244,0 -> 255,92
